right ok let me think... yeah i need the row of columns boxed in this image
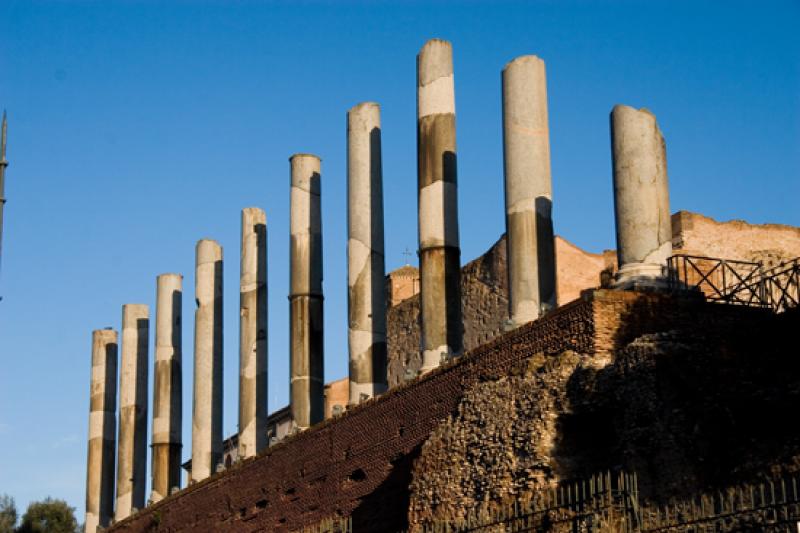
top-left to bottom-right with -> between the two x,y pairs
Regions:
85,37 -> 673,532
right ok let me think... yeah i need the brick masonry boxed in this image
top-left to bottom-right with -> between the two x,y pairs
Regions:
108,290 -> 790,532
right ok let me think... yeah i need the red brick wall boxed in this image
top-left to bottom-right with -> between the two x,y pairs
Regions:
110,298 -> 594,533
108,292 -> 773,532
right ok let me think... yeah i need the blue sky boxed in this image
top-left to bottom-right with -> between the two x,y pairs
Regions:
0,0 -> 798,520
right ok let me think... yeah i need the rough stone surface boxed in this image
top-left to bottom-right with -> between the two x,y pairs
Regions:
672,210 -> 800,266
108,290 -> 799,533
407,299 -> 799,529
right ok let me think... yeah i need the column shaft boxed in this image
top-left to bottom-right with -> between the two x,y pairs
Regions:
85,329 -> 117,533
289,154 -> 324,429
347,102 -> 387,404
115,305 -> 149,520
610,105 -> 672,288
192,239 -> 223,481
239,208 -> 268,457
417,38 -> 463,373
502,55 -> 556,323
151,274 -> 182,502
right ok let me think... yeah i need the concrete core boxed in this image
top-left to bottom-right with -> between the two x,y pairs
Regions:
290,154 -> 324,429
347,102 -> 388,404
192,239 -> 223,482
610,105 -> 672,288
417,38 -> 463,373
115,304 -> 149,521
502,54 -> 556,324
239,207 -> 268,458
85,329 -> 117,533
151,273 -> 182,502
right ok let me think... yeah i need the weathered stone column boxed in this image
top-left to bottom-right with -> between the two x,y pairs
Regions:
85,329 -> 117,533
347,102 -> 387,404
192,239 -> 223,482
115,304 -> 149,520
417,38 -> 463,373
239,208 -> 267,458
151,274 -> 182,502
610,105 -> 672,288
289,154 -> 324,429
502,55 -> 556,324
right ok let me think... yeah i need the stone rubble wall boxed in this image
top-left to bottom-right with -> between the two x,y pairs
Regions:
106,292 -> 795,533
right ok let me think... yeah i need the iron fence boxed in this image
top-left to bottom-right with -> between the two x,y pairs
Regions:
668,254 -> 800,313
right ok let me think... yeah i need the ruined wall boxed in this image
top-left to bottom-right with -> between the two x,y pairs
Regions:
388,212 -> 800,388
387,236 -> 509,387
108,292 -> 796,533
672,210 -> 800,266
110,295 -> 596,533
407,295 -> 799,529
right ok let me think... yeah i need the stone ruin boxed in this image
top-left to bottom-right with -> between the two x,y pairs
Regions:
80,38 -> 800,532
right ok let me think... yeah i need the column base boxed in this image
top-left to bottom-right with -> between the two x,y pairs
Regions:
612,263 -> 670,290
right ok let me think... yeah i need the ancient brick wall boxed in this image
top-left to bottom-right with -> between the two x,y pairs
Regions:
108,292 -> 792,533
110,296 -> 595,533
387,236 -> 510,387
672,210 -> 800,266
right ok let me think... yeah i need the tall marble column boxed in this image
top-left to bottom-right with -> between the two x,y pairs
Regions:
289,154 -> 324,429
191,239 -> 223,482
347,102 -> 387,404
85,329 -> 117,533
417,38 -> 463,373
239,208 -> 267,458
115,305 -> 149,520
151,273 -> 182,502
610,105 -> 672,288
502,55 -> 556,324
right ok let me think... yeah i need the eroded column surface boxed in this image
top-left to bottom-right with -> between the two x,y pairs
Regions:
289,154 -> 324,429
192,239 -> 223,482
85,329 -> 117,533
417,38 -> 463,373
239,207 -> 267,458
502,55 -> 556,324
610,105 -> 672,288
115,304 -> 149,520
347,102 -> 387,404
151,274 -> 182,502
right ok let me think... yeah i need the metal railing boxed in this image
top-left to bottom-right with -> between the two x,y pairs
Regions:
668,254 -> 800,313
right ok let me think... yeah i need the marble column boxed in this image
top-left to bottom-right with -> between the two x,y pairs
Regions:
85,329 -> 117,533
191,239 -> 223,482
115,305 -> 148,520
502,55 -> 556,324
151,274 -> 182,502
417,38 -> 463,373
239,208 -> 267,458
289,154 -> 324,429
610,105 -> 672,288
347,102 -> 387,404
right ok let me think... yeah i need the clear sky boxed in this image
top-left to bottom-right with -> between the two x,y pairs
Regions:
0,0 -> 798,520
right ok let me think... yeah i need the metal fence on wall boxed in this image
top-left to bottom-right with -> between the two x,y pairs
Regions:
301,471 -> 800,533
668,254 -> 800,313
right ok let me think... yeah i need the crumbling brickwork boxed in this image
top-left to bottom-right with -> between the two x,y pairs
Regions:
406,295 -> 799,530
108,291 -> 798,533
672,210 -> 800,266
